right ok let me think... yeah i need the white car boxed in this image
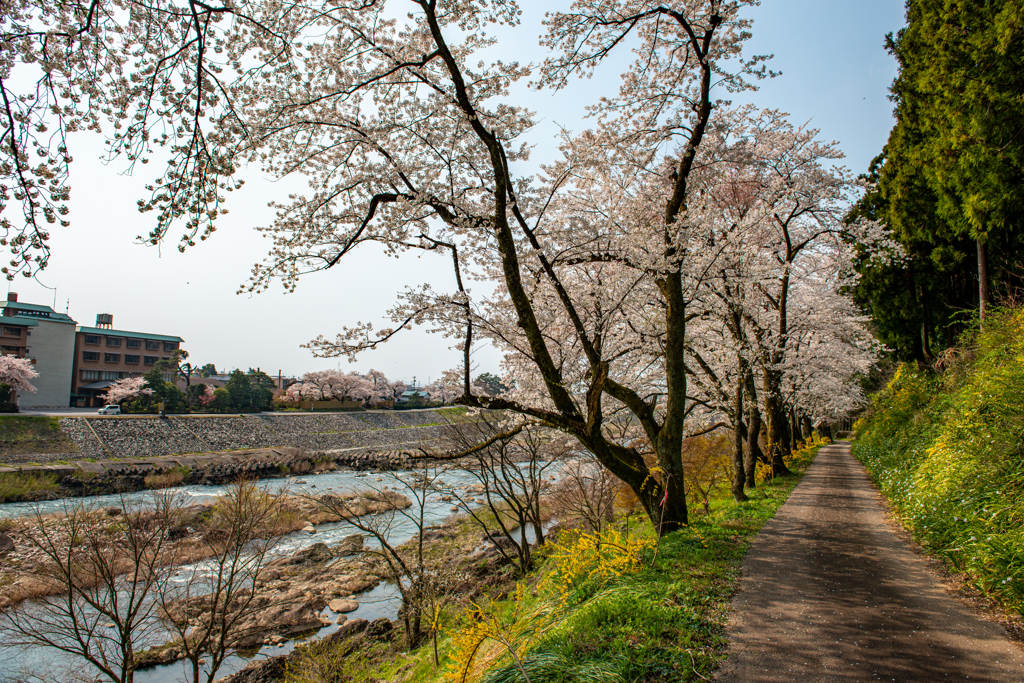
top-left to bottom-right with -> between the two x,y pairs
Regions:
97,405 -> 122,416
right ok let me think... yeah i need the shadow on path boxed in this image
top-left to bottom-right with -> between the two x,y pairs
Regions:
716,443 -> 1024,683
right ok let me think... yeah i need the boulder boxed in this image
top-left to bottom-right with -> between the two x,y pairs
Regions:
290,542 -> 332,565
104,506 -> 123,517
0,533 -> 14,553
327,598 -> 358,613
334,534 -> 364,556
219,654 -> 288,683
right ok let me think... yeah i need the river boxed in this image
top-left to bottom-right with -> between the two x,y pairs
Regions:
0,465 -> 501,683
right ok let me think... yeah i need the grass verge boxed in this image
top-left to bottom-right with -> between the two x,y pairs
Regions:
0,470 -> 62,501
283,441 -> 824,683
853,306 -> 1024,616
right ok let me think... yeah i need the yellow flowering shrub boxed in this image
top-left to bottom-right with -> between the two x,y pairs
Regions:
445,584 -> 555,683
541,526 -> 655,601
444,525 -> 655,682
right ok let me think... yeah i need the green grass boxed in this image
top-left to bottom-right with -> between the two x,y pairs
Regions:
0,470 -> 62,502
853,306 -> 1024,615
0,415 -> 77,455
284,445 -> 822,683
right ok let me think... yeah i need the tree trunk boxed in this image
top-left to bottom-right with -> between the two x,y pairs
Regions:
762,369 -> 793,477
801,415 -> 813,440
977,237 -> 989,323
732,379 -> 748,502
744,371 -> 765,488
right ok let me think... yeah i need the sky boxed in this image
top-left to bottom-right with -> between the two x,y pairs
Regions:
6,0 -> 907,386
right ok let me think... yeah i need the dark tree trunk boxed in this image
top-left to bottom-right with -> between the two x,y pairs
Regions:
801,415 -> 813,440
763,370 -> 793,477
744,372 -> 765,488
732,378 -> 748,502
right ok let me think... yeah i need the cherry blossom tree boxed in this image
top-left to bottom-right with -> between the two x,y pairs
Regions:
367,369 -> 405,404
103,375 -> 153,405
2,0 -> 886,533
212,0 -> 769,533
292,370 -> 373,403
0,355 -> 38,407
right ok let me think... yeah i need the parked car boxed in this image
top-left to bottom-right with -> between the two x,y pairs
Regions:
97,405 -> 122,416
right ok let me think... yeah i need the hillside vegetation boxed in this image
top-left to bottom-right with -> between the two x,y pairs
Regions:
853,307 -> 1024,614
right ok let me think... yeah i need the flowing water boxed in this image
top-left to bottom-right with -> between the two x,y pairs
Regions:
0,466 -> 502,683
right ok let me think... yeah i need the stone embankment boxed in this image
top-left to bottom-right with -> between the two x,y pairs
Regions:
0,410 -> 466,501
1,410 -> 456,465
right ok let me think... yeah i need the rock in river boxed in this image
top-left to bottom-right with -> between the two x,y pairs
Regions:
327,598 -> 358,613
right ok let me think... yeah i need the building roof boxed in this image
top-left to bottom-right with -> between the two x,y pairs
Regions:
0,317 -> 38,327
79,380 -> 116,390
76,326 -> 184,343
1,302 -> 76,323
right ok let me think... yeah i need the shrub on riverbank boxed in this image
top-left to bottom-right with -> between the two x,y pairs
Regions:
282,445 -> 822,683
853,307 -> 1024,615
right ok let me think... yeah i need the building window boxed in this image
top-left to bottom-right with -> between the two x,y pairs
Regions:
82,370 -> 100,380
144,356 -> 157,365
162,373 -> 174,383
163,342 -> 179,351
125,354 -> 140,364
106,337 -> 121,347
1,345 -> 19,354
105,353 -> 121,363
101,371 -> 121,381
84,335 -> 101,345
83,351 -> 100,361
126,339 -> 141,348
145,340 -> 160,350
2,327 -> 21,337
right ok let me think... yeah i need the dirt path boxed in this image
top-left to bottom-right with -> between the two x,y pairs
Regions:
717,442 -> 1024,682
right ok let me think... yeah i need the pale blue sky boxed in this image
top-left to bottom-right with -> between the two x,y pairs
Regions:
7,1 -> 906,385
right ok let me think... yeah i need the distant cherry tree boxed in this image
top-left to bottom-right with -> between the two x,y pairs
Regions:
103,376 -> 153,405
0,355 -> 38,408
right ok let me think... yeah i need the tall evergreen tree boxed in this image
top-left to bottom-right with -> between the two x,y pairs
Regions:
853,0 -> 1024,357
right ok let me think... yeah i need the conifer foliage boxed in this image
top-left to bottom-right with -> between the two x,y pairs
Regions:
852,0 -> 1024,359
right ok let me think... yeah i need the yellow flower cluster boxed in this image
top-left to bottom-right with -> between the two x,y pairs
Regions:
541,527 -> 655,600
444,526 -> 654,682
445,584 -> 553,683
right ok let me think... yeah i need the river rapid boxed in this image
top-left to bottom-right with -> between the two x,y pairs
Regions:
0,466 -> 490,683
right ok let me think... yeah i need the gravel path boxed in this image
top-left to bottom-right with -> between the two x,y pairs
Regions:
717,441 -> 1024,683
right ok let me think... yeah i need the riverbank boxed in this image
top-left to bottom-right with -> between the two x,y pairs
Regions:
853,307 -> 1024,623
0,488 -> 410,612
236,440 -> 827,683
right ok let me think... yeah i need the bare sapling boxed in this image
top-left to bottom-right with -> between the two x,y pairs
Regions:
0,493 -> 183,683
309,465 -> 459,650
430,415 -> 561,576
549,453 -> 618,533
156,479 -> 289,683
